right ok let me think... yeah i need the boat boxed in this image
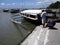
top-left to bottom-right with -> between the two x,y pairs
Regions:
10,9 -> 20,13
3,9 -> 9,12
20,9 -> 43,25
20,9 -> 42,20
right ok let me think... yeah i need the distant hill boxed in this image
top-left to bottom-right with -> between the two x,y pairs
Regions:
47,1 -> 60,9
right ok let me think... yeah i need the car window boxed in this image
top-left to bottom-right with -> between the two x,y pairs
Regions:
46,13 -> 54,17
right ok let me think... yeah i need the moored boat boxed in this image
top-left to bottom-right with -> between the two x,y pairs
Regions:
20,9 -> 42,20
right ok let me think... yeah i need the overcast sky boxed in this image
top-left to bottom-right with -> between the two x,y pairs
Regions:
0,0 -> 60,9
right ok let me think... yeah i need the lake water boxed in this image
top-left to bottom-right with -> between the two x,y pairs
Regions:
0,12 -> 36,45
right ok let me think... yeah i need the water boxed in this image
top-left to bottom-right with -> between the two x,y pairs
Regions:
0,12 -> 36,45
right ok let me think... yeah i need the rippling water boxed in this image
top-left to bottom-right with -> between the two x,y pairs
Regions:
0,12 -> 36,45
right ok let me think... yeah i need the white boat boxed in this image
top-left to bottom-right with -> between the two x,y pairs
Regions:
20,9 -> 42,20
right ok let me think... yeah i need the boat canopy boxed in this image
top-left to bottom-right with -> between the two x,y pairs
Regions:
21,10 -> 42,16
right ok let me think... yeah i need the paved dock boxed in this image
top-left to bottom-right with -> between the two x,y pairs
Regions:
20,23 -> 60,45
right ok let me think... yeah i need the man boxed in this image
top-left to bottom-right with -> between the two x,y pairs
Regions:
46,12 -> 57,29
41,10 -> 47,28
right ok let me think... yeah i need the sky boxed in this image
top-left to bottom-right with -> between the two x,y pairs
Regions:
0,0 -> 60,9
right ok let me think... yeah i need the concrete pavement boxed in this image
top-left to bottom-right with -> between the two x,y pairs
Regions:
45,23 -> 60,45
20,23 -> 60,45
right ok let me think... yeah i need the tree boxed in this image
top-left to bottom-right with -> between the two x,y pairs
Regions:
47,1 -> 60,9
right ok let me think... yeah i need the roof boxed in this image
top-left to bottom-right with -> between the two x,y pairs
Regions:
21,10 -> 42,15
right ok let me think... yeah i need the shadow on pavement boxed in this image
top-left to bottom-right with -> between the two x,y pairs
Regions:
49,27 -> 58,30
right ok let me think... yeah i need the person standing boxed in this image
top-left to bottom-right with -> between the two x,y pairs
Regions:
41,10 -> 47,28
